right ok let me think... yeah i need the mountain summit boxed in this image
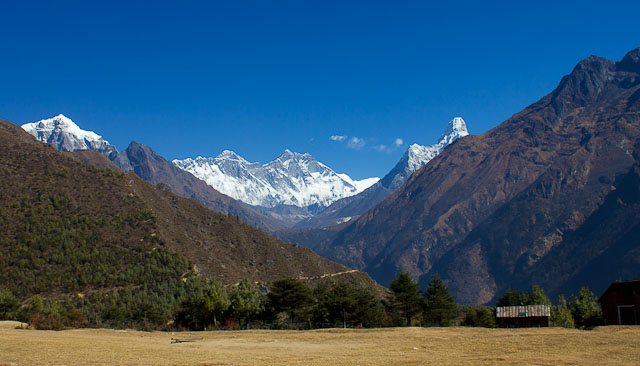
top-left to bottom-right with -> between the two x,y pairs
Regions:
21,114 -> 118,159
382,117 -> 469,191
173,150 -> 378,210
20,115 -> 285,232
318,47 -> 640,304
294,117 -> 469,229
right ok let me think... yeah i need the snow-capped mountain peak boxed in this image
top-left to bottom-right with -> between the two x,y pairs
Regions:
21,114 -> 118,158
382,117 -> 469,190
215,150 -> 250,163
173,150 -> 379,209
439,116 -> 469,145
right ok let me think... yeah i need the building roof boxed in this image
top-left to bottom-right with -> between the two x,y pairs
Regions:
496,305 -> 550,318
598,280 -> 640,303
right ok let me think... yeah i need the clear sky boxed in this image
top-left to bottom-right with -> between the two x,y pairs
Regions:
2,0 -> 639,179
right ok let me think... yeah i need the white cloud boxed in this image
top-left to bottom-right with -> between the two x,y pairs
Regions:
394,138 -> 404,147
330,135 -> 347,142
347,136 -> 365,150
374,144 -> 388,152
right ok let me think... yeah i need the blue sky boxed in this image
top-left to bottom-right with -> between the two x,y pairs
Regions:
2,1 -> 639,179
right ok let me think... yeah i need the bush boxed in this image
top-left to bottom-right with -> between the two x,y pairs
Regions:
0,288 -> 20,320
461,307 -> 496,328
551,295 -> 574,328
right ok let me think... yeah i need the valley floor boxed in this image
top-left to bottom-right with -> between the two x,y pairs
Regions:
0,321 -> 638,365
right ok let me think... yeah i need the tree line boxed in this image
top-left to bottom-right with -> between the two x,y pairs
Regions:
0,271 -> 603,330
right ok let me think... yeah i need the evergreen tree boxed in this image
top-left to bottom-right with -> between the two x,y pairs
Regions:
268,278 -> 313,327
0,288 -> 20,320
199,280 -> 230,328
229,278 -> 265,329
324,281 -> 358,328
313,281 -> 386,328
551,295 -> 574,328
461,306 -> 496,328
350,285 -> 387,328
389,272 -> 422,326
568,287 -> 603,329
311,285 -> 331,327
496,284 -> 551,307
496,289 -> 529,306
422,275 -> 459,327
528,284 -> 551,305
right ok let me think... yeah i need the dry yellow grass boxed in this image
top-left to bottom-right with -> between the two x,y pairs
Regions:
1,321 -> 639,365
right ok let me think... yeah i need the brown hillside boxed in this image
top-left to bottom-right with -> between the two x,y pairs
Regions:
0,118 -> 366,295
321,47 -> 640,303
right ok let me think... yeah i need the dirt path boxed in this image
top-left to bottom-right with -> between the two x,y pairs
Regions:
1,322 -> 639,365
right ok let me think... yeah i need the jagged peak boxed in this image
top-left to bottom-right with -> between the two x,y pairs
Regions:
50,113 -> 73,125
215,150 -> 248,163
21,114 -> 107,145
275,149 -> 313,161
617,47 -> 640,73
572,54 -> 614,73
26,114 -> 76,129
278,148 -> 294,159
445,116 -> 469,134
438,117 -> 470,145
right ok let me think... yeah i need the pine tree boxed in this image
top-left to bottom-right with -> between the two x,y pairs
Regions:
229,278 -> 265,329
0,288 -> 20,320
389,272 -> 422,326
325,282 -> 358,328
422,275 -> 459,327
496,289 -> 529,306
528,284 -> 551,305
268,278 -> 313,327
461,306 -> 496,328
200,280 -> 230,328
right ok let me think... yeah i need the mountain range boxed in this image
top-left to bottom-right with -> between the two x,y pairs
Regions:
294,117 -> 469,228
316,47 -> 640,304
1,118 -> 378,299
172,150 -> 378,224
20,115 -> 285,232
21,114 -> 466,229
15,46 -> 640,305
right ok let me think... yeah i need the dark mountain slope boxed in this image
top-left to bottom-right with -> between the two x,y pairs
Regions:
320,47 -> 640,304
518,159 -> 640,296
0,118 -> 365,301
113,142 -> 284,233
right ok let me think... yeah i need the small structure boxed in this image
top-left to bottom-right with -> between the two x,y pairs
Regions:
599,280 -> 640,325
496,305 -> 550,328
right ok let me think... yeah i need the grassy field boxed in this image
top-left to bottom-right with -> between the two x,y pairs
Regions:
1,321 -> 639,365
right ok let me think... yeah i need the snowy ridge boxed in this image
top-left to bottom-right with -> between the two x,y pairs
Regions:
383,117 -> 469,191
173,149 -> 379,208
21,114 -> 118,157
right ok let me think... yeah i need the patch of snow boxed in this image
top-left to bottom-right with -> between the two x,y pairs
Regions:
21,114 -> 117,156
174,150 -> 379,209
383,117 -> 469,191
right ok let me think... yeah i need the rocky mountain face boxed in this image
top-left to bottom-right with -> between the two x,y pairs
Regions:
1,117 -> 372,291
21,114 -> 118,160
113,141 -> 284,232
21,116 -> 283,233
173,150 -> 378,213
295,117 -> 469,229
319,47 -> 640,304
